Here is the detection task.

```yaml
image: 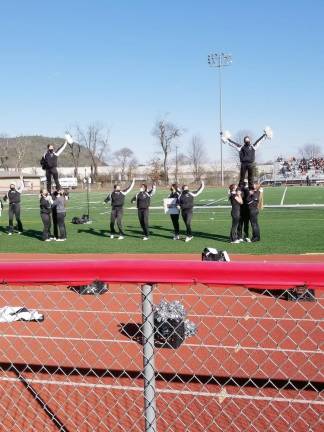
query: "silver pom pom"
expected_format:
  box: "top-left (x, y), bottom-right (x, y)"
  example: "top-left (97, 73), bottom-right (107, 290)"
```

top-left (154, 299), bottom-right (197, 340)
top-left (184, 319), bottom-right (197, 338)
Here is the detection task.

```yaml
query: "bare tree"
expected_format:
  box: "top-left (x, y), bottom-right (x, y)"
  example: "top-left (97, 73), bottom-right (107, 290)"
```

top-left (152, 118), bottom-right (183, 183)
top-left (113, 147), bottom-right (135, 180)
top-left (147, 157), bottom-right (164, 183)
top-left (0, 134), bottom-right (10, 171)
top-left (14, 136), bottom-right (26, 173)
top-left (76, 124), bottom-right (109, 181)
top-left (127, 157), bottom-right (138, 179)
top-left (68, 138), bottom-right (82, 178)
top-left (188, 135), bottom-right (207, 181)
top-left (299, 143), bottom-right (322, 159)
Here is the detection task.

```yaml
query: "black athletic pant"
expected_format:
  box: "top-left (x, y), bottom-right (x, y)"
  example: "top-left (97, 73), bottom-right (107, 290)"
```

top-left (170, 213), bottom-right (180, 236)
top-left (41, 213), bottom-right (51, 240)
top-left (57, 212), bottom-right (66, 239)
top-left (52, 208), bottom-right (58, 238)
top-left (237, 205), bottom-right (249, 239)
top-left (230, 209), bottom-right (241, 242)
top-left (239, 163), bottom-right (255, 190)
top-left (138, 208), bottom-right (149, 237)
top-left (249, 207), bottom-right (260, 241)
top-left (110, 207), bottom-right (124, 235)
top-left (181, 208), bottom-right (193, 237)
top-left (46, 168), bottom-right (60, 193)
top-left (9, 203), bottom-right (23, 233)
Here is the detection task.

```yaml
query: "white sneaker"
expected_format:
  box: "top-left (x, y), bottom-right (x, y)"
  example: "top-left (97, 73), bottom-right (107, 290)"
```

top-left (45, 238), bottom-right (51, 242)
top-left (143, 237), bottom-right (149, 241)
top-left (230, 240), bottom-right (240, 244)
top-left (56, 238), bottom-right (65, 242)
top-left (238, 238), bottom-right (244, 243)
top-left (245, 238), bottom-right (252, 243)
top-left (8, 232), bottom-right (13, 236)
top-left (185, 236), bottom-right (193, 242)
top-left (173, 235), bottom-right (180, 240)
top-left (118, 236), bottom-right (124, 240)
top-left (17, 231), bottom-right (22, 235)
top-left (110, 235), bottom-right (114, 239)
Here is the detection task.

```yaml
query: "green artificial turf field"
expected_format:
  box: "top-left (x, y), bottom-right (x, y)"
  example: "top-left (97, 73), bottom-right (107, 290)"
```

top-left (1, 186), bottom-right (324, 254)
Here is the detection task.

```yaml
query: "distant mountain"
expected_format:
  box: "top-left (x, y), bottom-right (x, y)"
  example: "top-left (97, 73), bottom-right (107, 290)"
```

top-left (0, 135), bottom-right (106, 168)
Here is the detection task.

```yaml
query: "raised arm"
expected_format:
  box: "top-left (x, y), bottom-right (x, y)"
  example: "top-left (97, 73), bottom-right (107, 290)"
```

top-left (253, 133), bottom-right (266, 150)
top-left (104, 193), bottom-right (111, 204)
top-left (225, 138), bottom-right (242, 152)
top-left (122, 179), bottom-right (135, 195)
top-left (148, 184), bottom-right (156, 197)
top-left (190, 180), bottom-right (205, 197)
top-left (55, 140), bottom-right (68, 157)
top-left (17, 177), bottom-right (24, 193)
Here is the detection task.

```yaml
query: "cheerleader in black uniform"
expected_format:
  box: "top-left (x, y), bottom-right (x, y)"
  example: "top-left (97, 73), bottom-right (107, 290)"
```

top-left (247, 184), bottom-right (264, 242)
top-left (228, 184), bottom-right (243, 244)
top-left (167, 183), bottom-right (181, 240)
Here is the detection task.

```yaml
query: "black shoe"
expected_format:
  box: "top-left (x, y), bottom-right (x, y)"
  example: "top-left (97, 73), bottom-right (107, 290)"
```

top-left (251, 238), bottom-right (260, 243)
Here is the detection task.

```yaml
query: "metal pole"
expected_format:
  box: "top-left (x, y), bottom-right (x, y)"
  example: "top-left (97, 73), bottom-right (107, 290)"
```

top-left (218, 59), bottom-right (224, 187)
top-left (175, 145), bottom-right (178, 184)
top-left (141, 283), bottom-right (157, 432)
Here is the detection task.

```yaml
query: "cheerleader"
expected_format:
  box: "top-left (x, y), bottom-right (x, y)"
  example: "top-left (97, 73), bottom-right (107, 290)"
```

top-left (228, 184), bottom-right (243, 244)
top-left (167, 183), bottom-right (181, 240)
top-left (247, 184), bottom-right (264, 242)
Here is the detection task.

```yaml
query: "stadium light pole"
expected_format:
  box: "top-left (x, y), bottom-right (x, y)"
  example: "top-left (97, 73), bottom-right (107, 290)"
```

top-left (208, 52), bottom-right (232, 187)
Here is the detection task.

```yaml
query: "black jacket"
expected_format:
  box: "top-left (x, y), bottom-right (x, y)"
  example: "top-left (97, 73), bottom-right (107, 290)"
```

top-left (131, 186), bottom-right (156, 209)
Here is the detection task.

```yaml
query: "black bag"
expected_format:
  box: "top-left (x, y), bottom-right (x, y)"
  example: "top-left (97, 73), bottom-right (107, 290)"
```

top-left (40, 156), bottom-right (48, 170)
top-left (69, 281), bottom-right (108, 295)
top-left (154, 318), bottom-right (185, 349)
top-left (202, 248), bottom-right (230, 262)
top-left (72, 216), bottom-right (82, 224)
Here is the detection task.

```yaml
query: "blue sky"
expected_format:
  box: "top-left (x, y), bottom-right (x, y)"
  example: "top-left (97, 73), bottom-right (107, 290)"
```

top-left (0, 0), bottom-right (323, 163)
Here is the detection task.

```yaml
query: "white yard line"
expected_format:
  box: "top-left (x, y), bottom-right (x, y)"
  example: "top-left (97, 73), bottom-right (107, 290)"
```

top-left (280, 187), bottom-right (288, 206)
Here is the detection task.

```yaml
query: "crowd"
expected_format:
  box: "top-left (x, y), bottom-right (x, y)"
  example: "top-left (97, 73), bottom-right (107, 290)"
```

top-left (277, 156), bottom-right (324, 176)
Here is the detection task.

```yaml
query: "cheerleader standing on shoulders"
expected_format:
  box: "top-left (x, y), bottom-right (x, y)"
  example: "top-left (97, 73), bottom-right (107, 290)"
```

top-left (247, 184), bottom-right (264, 242)
top-left (228, 184), bottom-right (243, 244)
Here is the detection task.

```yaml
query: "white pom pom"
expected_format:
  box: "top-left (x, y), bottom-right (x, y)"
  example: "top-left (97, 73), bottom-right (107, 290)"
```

top-left (64, 133), bottom-right (74, 144)
top-left (264, 126), bottom-right (273, 139)
top-left (223, 130), bottom-right (231, 140)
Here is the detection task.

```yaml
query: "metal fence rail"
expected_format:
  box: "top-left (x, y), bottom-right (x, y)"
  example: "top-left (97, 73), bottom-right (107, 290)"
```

top-left (0, 260), bottom-right (323, 431)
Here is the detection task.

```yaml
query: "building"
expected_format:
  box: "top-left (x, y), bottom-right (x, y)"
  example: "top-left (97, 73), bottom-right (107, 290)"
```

top-left (0, 172), bottom-right (41, 192)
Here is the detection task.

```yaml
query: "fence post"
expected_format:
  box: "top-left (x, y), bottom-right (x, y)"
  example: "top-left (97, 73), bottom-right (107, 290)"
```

top-left (141, 283), bottom-right (157, 432)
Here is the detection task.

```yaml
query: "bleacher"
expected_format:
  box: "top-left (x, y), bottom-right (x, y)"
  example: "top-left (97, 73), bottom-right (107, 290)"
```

top-left (261, 156), bottom-right (324, 185)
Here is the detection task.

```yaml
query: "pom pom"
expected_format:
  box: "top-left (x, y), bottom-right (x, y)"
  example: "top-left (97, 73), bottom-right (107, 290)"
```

top-left (64, 133), bottom-right (74, 144)
top-left (264, 126), bottom-right (273, 139)
top-left (223, 130), bottom-right (231, 140)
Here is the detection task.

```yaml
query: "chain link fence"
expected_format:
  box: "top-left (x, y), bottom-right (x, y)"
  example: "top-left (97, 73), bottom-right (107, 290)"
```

top-left (0, 261), bottom-right (323, 431)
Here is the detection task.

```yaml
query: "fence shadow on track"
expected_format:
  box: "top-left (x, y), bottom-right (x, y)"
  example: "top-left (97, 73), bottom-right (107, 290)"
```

top-left (2, 362), bottom-right (322, 393)
top-left (11, 364), bottom-right (70, 432)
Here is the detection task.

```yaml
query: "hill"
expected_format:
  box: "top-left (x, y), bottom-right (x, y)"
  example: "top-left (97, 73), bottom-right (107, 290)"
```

top-left (0, 135), bottom-right (105, 169)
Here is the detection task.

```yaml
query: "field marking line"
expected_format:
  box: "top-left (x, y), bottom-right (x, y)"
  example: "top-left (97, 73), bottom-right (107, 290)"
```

top-left (280, 187), bottom-right (288, 206)
top-left (0, 377), bottom-right (322, 405)
top-left (1, 334), bottom-right (322, 354)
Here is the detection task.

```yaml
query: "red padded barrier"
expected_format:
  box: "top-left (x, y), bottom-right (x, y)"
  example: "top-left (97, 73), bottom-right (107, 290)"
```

top-left (0, 259), bottom-right (323, 289)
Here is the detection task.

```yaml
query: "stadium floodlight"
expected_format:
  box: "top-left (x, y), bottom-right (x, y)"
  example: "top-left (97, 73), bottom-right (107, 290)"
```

top-left (208, 52), bottom-right (232, 187)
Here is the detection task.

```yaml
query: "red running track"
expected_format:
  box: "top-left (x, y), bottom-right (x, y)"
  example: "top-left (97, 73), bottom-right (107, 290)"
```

top-left (0, 254), bottom-right (323, 431)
